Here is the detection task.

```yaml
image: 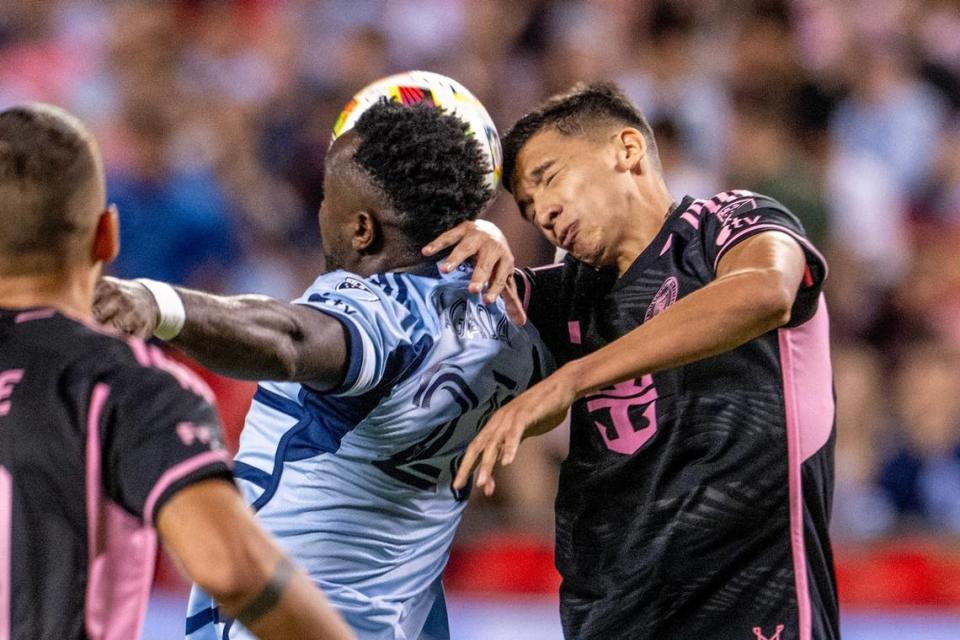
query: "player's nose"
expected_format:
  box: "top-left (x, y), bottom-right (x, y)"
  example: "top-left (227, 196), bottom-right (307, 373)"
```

top-left (535, 203), bottom-right (562, 230)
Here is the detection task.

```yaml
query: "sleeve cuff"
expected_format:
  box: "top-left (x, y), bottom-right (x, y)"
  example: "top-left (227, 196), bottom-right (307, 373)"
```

top-left (144, 450), bottom-right (233, 526)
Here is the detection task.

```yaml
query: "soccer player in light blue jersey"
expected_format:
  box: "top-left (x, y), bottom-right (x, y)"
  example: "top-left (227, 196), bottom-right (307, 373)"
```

top-left (93, 99), bottom-right (550, 640)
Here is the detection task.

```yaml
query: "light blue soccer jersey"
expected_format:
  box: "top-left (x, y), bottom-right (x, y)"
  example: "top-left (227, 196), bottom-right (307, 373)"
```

top-left (185, 263), bottom-right (551, 640)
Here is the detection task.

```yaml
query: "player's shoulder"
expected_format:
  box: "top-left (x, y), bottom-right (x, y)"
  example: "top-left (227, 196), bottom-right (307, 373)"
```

top-left (685, 189), bottom-right (791, 225)
top-left (14, 310), bottom-right (136, 370)
top-left (67, 322), bottom-right (214, 405)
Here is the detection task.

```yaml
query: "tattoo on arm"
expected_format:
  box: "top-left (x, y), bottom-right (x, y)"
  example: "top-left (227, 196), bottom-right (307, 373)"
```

top-left (236, 556), bottom-right (295, 627)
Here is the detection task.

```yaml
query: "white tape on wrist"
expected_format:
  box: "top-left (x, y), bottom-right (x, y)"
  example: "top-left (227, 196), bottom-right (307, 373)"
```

top-left (135, 278), bottom-right (186, 340)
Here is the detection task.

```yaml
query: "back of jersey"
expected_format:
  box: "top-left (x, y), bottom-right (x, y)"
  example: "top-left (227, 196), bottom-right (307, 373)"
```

top-left (0, 308), bottom-right (231, 640)
top-left (226, 265), bottom-right (550, 636)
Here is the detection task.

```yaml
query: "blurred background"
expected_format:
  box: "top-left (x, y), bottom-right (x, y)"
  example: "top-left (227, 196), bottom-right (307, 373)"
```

top-left (3, 0), bottom-right (960, 637)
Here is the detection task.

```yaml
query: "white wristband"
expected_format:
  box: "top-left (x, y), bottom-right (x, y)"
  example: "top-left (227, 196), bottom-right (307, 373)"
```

top-left (135, 278), bottom-right (186, 341)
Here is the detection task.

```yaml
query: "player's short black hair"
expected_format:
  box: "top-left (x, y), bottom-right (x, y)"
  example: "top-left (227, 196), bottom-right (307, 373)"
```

top-left (501, 82), bottom-right (659, 193)
top-left (0, 104), bottom-right (98, 257)
top-left (351, 99), bottom-right (492, 248)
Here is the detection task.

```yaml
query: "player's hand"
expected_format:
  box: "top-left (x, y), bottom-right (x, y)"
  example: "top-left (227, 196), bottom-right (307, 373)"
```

top-left (453, 368), bottom-right (575, 496)
top-left (93, 276), bottom-right (159, 338)
top-left (422, 220), bottom-right (527, 325)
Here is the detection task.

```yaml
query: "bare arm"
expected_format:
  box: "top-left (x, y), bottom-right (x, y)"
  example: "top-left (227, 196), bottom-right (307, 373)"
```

top-left (157, 479), bottom-right (355, 639)
top-left (564, 230), bottom-right (805, 395)
top-left (94, 278), bottom-right (349, 390)
top-left (453, 231), bottom-right (808, 492)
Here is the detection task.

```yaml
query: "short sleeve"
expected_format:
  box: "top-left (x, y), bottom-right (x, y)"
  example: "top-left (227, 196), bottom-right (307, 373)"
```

top-left (294, 272), bottom-right (421, 397)
top-left (102, 353), bottom-right (232, 526)
top-left (702, 193), bottom-right (829, 327)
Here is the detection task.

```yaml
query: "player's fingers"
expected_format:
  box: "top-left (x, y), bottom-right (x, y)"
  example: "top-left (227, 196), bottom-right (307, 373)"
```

top-left (469, 250), bottom-right (498, 296)
top-left (483, 476), bottom-right (496, 497)
top-left (441, 234), bottom-right (483, 274)
top-left (453, 439), bottom-right (483, 489)
top-left (500, 428), bottom-right (525, 466)
top-left (92, 295), bottom-right (122, 324)
top-left (482, 254), bottom-right (515, 304)
top-left (474, 439), bottom-right (502, 489)
top-left (422, 223), bottom-right (469, 256)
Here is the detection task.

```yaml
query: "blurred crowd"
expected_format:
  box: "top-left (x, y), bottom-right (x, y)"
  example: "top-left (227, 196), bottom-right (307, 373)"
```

top-left (3, 0), bottom-right (960, 542)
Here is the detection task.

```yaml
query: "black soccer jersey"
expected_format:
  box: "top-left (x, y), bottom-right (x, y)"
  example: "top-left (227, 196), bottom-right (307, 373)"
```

top-left (517, 191), bottom-right (839, 640)
top-left (0, 308), bottom-right (232, 640)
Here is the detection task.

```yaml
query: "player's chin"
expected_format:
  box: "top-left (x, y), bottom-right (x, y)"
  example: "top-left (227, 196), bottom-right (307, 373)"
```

top-left (569, 243), bottom-right (606, 269)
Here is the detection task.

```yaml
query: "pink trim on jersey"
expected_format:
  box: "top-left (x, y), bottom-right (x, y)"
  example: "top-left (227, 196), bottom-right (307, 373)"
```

top-left (83, 380), bottom-right (179, 639)
top-left (777, 300), bottom-right (834, 640)
top-left (567, 321), bottom-right (582, 345)
top-left (84, 382), bottom-right (109, 639)
top-left (515, 269), bottom-right (533, 312)
top-left (13, 308), bottom-right (56, 323)
top-left (86, 502), bottom-right (158, 640)
top-left (659, 234), bottom-right (673, 257)
top-left (712, 224), bottom-right (830, 279)
top-left (1, 466), bottom-right (11, 640)
top-left (127, 338), bottom-right (151, 367)
top-left (782, 300), bottom-right (834, 461)
top-left (143, 450), bottom-right (231, 527)
top-left (680, 212), bottom-right (700, 229)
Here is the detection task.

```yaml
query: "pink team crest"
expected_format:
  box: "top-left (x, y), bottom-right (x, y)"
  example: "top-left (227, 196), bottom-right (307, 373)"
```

top-left (645, 277), bottom-right (679, 322)
top-left (586, 375), bottom-right (658, 454)
top-left (753, 624), bottom-right (784, 640)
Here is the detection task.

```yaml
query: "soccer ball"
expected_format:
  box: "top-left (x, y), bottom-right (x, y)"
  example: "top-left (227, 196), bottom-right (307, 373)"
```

top-left (332, 70), bottom-right (502, 191)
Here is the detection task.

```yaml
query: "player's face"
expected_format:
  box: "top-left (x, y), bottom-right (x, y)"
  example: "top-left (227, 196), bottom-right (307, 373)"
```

top-left (512, 128), bottom-right (633, 269)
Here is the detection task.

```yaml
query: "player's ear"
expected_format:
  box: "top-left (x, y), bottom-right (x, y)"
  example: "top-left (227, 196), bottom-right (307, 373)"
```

top-left (614, 128), bottom-right (647, 175)
top-left (351, 210), bottom-right (380, 254)
top-left (92, 204), bottom-right (119, 264)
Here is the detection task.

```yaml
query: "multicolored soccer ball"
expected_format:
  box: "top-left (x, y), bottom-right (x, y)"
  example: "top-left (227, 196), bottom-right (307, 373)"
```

top-left (332, 70), bottom-right (502, 191)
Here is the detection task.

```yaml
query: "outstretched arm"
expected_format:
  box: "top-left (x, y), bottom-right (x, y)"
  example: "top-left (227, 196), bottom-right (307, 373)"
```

top-left (94, 278), bottom-right (349, 390)
top-left (158, 479), bottom-right (355, 639)
top-left (454, 231), bottom-right (808, 492)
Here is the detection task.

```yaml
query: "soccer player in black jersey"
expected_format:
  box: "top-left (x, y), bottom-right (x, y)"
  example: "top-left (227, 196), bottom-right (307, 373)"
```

top-left (444, 84), bottom-right (839, 639)
top-left (0, 104), bottom-right (352, 640)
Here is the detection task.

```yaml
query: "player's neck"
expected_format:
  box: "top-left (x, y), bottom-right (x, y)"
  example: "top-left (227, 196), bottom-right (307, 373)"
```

top-left (0, 269), bottom-right (94, 320)
top-left (615, 176), bottom-right (676, 276)
top-left (349, 232), bottom-right (429, 277)
top-left (352, 252), bottom-right (430, 277)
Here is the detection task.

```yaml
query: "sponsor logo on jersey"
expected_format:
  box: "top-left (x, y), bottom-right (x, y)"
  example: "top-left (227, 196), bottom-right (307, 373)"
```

top-left (336, 277), bottom-right (379, 302)
top-left (716, 214), bottom-right (763, 246)
top-left (716, 197), bottom-right (756, 223)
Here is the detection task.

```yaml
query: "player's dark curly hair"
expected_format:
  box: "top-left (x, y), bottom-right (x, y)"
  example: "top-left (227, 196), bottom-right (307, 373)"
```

top-left (352, 99), bottom-right (492, 248)
top-left (501, 82), bottom-right (659, 193)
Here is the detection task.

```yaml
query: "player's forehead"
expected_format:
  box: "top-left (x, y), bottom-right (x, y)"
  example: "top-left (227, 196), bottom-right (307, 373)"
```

top-left (514, 129), bottom-right (594, 192)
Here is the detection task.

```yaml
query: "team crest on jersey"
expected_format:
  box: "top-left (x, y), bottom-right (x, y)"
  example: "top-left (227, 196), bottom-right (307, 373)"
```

top-left (645, 277), bottom-right (679, 321)
top-left (335, 277), bottom-right (379, 302)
